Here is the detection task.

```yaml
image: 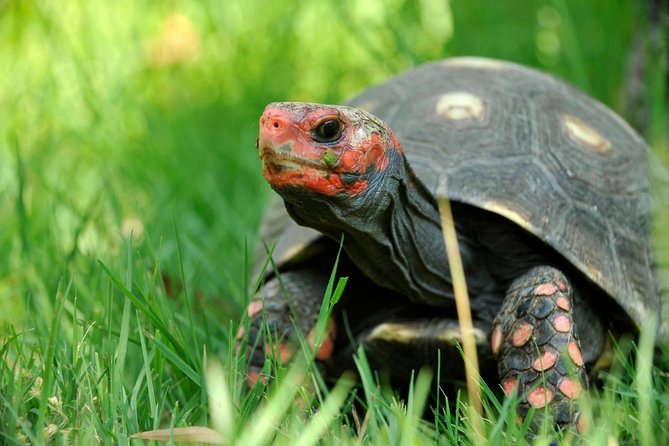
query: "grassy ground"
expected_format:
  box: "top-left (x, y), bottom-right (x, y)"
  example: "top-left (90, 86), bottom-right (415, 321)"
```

top-left (0, 0), bottom-right (667, 444)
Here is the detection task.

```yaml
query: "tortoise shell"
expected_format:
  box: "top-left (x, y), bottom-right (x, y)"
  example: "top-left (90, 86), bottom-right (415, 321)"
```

top-left (260, 57), bottom-right (660, 333)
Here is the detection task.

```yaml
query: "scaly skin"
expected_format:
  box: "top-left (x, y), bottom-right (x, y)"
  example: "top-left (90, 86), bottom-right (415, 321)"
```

top-left (241, 266), bottom-right (336, 386)
top-left (491, 266), bottom-right (588, 431)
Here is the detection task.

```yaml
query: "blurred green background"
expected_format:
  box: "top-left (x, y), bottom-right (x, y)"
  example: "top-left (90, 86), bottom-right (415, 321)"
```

top-left (0, 0), bottom-right (667, 440)
top-left (1, 0), bottom-right (664, 322)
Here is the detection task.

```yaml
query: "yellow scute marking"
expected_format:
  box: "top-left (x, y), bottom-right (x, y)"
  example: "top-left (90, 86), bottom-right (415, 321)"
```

top-left (366, 322), bottom-right (486, 345)
top-left (481, 201), bottom-right (533, 232)
top-left (563, 114), bottom-right (612, 154)
top-left (583, 263), bottom-right (604, 283)
top-left (436, 92), bottom-right (486, 121)
top-left (441, 57), bottom-right (508, 70)
top-left (278, 241), bottom-right (310, 264)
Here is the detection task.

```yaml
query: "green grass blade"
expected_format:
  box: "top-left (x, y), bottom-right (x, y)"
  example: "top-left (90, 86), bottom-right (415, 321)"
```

top-left (36, 279), bottom-right (68, 441)
top-left (293, 372), bottom-right (356, 446)
top-left (235, 361), bottom-right (307, 446)
top-left (145, 333), bottom-right (201, 386)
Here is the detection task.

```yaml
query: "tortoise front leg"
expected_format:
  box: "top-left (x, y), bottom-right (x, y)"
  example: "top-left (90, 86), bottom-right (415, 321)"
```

top-left (491, 266), bottom-right (588, 431)
top-left (239, 266), bottom-right (337, 386)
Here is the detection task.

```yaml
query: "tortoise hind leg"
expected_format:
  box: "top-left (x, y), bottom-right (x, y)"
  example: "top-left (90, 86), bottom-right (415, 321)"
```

top-left (491, 266), bottom-right (588, 431)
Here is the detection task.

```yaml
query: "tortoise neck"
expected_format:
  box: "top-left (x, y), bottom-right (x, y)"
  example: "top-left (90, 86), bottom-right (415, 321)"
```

top-left (283, 151), bottom-right (457, 305)
top-left (384, 161), bottom-right (455, 304)
top-left (336, 155), bottom-right (455, 305)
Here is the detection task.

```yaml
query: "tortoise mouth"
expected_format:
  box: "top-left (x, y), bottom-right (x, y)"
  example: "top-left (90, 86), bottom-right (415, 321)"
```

top-left (260, 145), bottom-right (330, 173)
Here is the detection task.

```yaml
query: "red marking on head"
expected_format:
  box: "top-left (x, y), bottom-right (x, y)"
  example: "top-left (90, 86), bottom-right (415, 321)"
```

top-left (553, 315), bottom-right (571, 333)
top-left (247, 301), bottom-right (263, 318)
top-left (558, 378), bottom-right (582, 399)
top-left (527, 386), bottom-right (553, 408)
top-left (236, 326), bottom-right (245, 341)
top-left (334, 132), bottom-right (389, 173)
top-left (359, 133), bottom-right (389, 172)
top-left (344, 179), bottom-right (369, 196)
top-left (535, 283), bottom-right (557, 296)
top-left (502, 377), bottom-right (518, 396)
top-left (390, 132), bottom-right (404, 154)
top-left (511, 322), bottom-right (534, 347)
top-left (328, 174), bottom-right (343, 189)
top-left (532, 350), bottom-right (558, 371)
top-left (555, 296), bottom-right (571, 311)
top-left (557, 281), bottom-right (568, 292)
top-left (258, 103), bottom-right (396, 198)
top-left (339, 150), bottom-right (363, 171)
top-left (567, 341), bottom-right (584, 366)
top-left (491, 325), bottom-right (503, 357)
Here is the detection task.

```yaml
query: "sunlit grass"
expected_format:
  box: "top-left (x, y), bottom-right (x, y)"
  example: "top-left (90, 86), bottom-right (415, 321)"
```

top-left (1, 0), bottom-right (667, 444)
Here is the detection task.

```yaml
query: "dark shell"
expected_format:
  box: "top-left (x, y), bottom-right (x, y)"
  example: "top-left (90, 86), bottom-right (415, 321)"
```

top-left (260, 57), bottom-right (660, 332)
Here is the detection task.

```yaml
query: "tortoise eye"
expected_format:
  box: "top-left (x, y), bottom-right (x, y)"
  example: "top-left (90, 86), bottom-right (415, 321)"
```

top-left (313, 119), bottom-right (343, 143)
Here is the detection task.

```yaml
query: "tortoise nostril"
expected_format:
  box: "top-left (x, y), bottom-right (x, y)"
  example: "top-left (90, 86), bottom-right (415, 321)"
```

top-left (260, 108), bottom-right (290, 134)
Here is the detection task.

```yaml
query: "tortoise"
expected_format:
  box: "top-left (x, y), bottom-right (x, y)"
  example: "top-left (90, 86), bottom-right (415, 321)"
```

top-left (242, 57), bottom-right (662, 429)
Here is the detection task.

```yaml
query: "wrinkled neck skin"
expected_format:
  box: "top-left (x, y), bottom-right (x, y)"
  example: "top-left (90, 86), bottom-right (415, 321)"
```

top-left (281, 148), bottom-right (455, 307)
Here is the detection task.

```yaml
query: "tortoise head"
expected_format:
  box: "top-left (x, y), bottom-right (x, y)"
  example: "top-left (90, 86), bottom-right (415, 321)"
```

top-left (258, 102), bottom-right (404, 204)
top-left (257, 102), bottom-right (435, 296)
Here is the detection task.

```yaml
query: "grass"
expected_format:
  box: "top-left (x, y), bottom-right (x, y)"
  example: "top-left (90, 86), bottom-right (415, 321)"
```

top-left (0, 0), bottom-right (668, 444)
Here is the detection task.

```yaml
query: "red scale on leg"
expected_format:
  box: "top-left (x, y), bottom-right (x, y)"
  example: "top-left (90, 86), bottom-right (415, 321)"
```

top-left (552, 314), bottom-right (571, 333)
top-left (315, 336), bottom-right (334, 360)
top-left (491, 325), bottom-right (503, 356)
top-left (558, 378), bottom-right (582, 399)
top-left (535, 283), bottom-right (558, 296)
top-left (247, 300), bottom-right (263, 318)
top-left (577, 413), bottom-right (587, 433)
top-left (503, 377), bottom-right (518, 396)
top-left (555, 295), bottom-right (571, 311)
top-left (494, 267), bottom-right (586, 431)
top-left (527, 386), bottom-right (553, 408)
top-left (265, 343), bottom-right (295, 364)
top-left (237, 300), bottom-right (262, 351)
top-left (308, 319), bottom-right (337, 360)
top-left (567, 341), bottom-right (584, 366)
top-left (532, 350), bottom-right (558, 371)
top-left (511, 322), bottom-right (534, 347)
top-left (246, 370), bottom-right (267, 387)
